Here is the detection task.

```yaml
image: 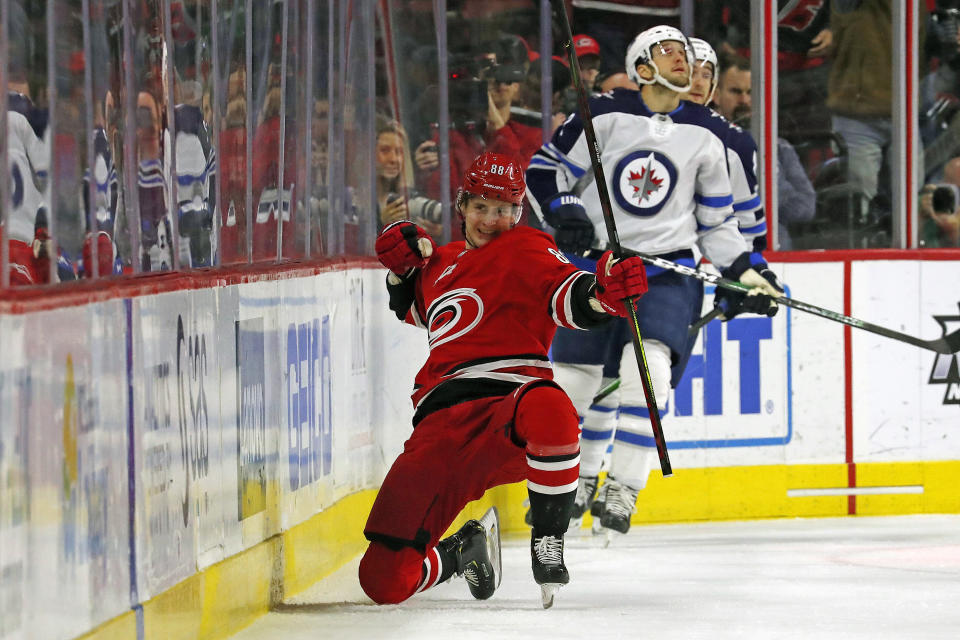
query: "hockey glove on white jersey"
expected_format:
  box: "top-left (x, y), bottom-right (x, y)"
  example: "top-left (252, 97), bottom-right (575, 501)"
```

top-left (714, 251), bottom-right (784, 320)
top-left (543, 192), bottom-right (595, 255)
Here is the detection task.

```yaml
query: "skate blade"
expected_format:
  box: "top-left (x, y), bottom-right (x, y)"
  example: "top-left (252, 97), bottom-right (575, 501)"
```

top-left (540, 583), bottom-right (562, 609)
top-left (479, 506), bottom-right (502, 589)
top-left (591, 518), bottom-right (604, 536)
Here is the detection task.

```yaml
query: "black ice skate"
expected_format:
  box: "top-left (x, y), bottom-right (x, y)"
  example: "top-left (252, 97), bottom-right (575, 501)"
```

top-left (531, 533), bottom-right (569, 609)
top-left (440, 506), bottom-right (502, 600)
top-left (570, 475), bottom-right (599, 528)
top-left (598, 478), bottom-right (638, 535)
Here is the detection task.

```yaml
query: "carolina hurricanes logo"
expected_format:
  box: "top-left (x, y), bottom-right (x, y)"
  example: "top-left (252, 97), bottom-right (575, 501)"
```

top-left (426, 288), bottom-right (484, 349)
top-left (613, 150), bottom-right (678, 217)
top-left (778, 0), bottom-right (826, 32)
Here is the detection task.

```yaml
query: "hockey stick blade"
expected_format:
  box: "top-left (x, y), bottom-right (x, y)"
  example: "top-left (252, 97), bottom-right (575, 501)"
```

top-left (616, 247), bottom-right (960, 355)
top-left (778, 297), bottom-right (960, 355)
top-left (591, 378), bottom-right (621, 405)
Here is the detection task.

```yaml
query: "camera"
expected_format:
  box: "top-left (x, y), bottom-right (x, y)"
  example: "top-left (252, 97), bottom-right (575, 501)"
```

top-left (492, 63), bottom-right (525, 84)
top-left (932, 184), bottom-right (958, 214)
top-left (408, 196), bottom-right (443, 225)
top-left (448, 74), bottom-right (488, 130)
top-left (384, 192), bottom-right (443, 225)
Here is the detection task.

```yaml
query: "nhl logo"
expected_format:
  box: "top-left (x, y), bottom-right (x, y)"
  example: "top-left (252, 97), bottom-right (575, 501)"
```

top-left (928, 303), bottom-right (960, 406)
top-left (613, 150), bottom-right (678, 217)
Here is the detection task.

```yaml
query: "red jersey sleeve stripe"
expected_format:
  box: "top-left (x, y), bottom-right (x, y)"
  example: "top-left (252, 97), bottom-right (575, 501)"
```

top-left (550, 271), bottom-right (591, 330)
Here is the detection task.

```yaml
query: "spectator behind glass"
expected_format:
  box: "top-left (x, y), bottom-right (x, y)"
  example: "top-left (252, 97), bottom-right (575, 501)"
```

top-left (219, 66), bottom-right (249, 264)
top-left (376, 115), bottom-right (443, 241)
top-left (714, 53), bottom-right (815, 250)
top-left (136, 87), bottom-right (174, 272)
top-left (696, 0), bottom-right (833, 137)
top-left (173, 79), bottom-right (216, 268)
top-left (522, 50), bottom-right (573, 135)
top-left (4, 75), bottom-right (60, 286)
top-left (571, 0), bottom-right (681, 76)
top-left (919, 181), bottom-right (960, 247)
top-left (715, 52), bottom-right (753, 127)
top-left (486, 35), bottom-right (544, 169)
top-left (414, 34), bottom-right (543, 235)
top-left (556, 34), bottom-right (603, 116)
top-left (597, 70), bottom-right (640, 93)
top-left (827, 1), bottom-right (927, 232)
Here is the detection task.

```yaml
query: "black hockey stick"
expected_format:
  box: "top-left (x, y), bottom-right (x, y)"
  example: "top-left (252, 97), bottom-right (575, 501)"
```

top-left (688, 307), bottom-right (725, 336)
top-left (553, 0), bottom-right (672, 476)
top-left (614, 246), bottom-right (960, 355)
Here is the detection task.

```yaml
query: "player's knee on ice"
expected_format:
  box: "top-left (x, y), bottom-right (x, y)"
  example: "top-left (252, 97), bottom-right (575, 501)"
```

top-left (358, 542), bottom-right (423, 605)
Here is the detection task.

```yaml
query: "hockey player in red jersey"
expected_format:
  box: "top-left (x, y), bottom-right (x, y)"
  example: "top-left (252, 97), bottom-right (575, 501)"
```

top-left (359, 152), bottom-right (649, 608)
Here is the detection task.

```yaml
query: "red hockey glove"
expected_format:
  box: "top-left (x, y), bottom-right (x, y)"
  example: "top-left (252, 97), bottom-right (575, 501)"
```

top-left (593, 250), bottom-right (648, 317)
top-left (81, 231), bottom-right (117, 278)
top-left (375, 221), bottom-right (436, 275)
top-left (32, 208), bottom-right (51, 260)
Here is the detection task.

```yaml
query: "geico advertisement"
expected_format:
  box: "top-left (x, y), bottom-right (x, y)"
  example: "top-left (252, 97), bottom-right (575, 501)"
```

top-left (668, 285), bottom-right (791, 449)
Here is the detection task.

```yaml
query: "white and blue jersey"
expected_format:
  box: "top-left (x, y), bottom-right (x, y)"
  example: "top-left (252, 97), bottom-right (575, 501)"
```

top-left (526, 88), bottom-right (749, 271)
top-left (708, 114), bottom-right (766, 251)
top-left (6, 92), bottom-right (49, 244)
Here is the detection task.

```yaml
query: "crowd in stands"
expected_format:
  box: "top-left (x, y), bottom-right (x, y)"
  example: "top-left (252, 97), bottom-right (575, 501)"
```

top-left (4, 0), bottom-right (960, 289)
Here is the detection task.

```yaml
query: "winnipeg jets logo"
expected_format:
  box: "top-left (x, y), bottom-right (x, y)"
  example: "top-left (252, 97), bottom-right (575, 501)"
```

top-left (627, 157), bottom-right (664, 202)
top-left (928, 303), bottom-right (960, 405)
top-left (426, 288), bottom-right (484, 350)
top-left (613, 150), bottom-right (678, 217)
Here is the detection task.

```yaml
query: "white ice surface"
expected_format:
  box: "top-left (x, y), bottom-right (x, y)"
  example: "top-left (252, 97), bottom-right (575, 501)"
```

top-left (230, 515), bottom-right (960, 640)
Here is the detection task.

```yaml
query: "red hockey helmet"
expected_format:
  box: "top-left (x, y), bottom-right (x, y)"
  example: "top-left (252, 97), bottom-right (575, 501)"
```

top-left (457, 152), bottom-right (526, 221)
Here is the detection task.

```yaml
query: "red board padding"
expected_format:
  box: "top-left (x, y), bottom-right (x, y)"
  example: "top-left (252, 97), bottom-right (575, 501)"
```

top-left (0, 255), bottom-right (382, 315)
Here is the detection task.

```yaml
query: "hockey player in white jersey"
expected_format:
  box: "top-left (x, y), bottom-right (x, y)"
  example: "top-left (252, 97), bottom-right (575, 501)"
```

top-left (681, 37), bottom-right (767, 252)
top-left (526, 25), bottom-right (784, 534)
top-left (6, 90), bottom-right (49, 246)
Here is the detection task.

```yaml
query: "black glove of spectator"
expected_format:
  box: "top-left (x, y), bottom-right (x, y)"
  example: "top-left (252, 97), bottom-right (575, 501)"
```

top-left (543, 191), bottom-right (595, 255)
top-left (714, 251), bottom-right (784, 320)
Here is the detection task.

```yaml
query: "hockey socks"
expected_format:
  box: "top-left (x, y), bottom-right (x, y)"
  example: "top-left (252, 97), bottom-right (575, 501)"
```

top-left (526, 450), bottom-right (579, 536)
top-left (416, 546), bottom-right (449, 593)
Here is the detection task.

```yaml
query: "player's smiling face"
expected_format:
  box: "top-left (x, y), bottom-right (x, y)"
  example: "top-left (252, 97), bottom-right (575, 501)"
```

top-left (462, 196), bottom-right (517, 248)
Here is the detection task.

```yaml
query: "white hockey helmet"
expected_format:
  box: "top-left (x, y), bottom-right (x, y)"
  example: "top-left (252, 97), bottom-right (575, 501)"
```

top-left (625, 25), bottom-right (694, 93)
top-left (688, 37), bottom-right (719, 100)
